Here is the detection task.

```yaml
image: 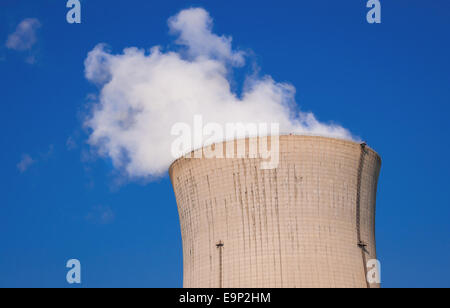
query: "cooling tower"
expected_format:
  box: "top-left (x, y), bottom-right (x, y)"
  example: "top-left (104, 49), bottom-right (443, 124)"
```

top-left (169, 135), bottom-right (381, 288)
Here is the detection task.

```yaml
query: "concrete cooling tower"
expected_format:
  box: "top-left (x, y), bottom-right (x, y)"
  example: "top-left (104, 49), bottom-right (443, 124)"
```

top-left (169, 135), bottom-right (381, 288)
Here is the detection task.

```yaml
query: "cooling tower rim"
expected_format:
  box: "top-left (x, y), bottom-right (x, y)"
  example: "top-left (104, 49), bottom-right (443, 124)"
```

top-left (168, 134), bottom-right (381, 172)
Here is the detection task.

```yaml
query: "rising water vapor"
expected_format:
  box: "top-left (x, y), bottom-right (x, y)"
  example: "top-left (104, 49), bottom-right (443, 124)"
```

top-left (84, 8), bottom-right (355, 179)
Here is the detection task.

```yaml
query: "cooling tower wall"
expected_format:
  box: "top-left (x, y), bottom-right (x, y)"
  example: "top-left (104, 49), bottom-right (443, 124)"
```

top-left (169, 135), bottom-right (381, 288)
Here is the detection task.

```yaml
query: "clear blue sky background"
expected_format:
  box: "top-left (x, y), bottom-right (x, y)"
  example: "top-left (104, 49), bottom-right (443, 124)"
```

top-left (0, 0), bottom-right (449, 288)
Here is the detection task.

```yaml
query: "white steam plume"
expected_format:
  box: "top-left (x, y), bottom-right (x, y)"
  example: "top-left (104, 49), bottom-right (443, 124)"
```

top-left (84, 7), bottom-right (355, 179)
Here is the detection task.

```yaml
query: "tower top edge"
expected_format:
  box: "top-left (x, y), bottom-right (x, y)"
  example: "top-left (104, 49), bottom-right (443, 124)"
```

top-left (168, 134), bottom-right (381, 173)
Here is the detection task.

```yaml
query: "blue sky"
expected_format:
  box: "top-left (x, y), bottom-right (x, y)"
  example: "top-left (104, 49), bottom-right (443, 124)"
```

top-left (0, 0), bottom-right (449, 288)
